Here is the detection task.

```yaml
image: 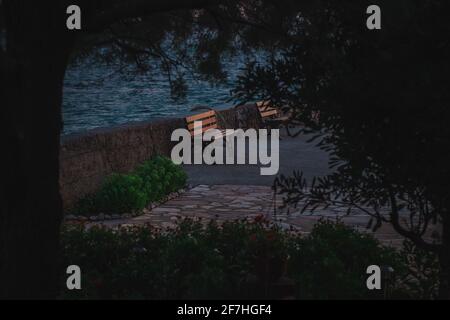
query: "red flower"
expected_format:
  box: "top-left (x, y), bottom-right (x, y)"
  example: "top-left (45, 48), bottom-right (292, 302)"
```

top-left (266, 231), bottom-right (276, 241)
top-left (254, 214), bottom-right (264, 223)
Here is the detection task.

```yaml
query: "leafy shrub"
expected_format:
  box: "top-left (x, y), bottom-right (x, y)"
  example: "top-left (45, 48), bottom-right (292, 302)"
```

top-left (59, 218), bottom-right (424, 300)
top-left (135, 156), bottom-right (187, 202)
top-left (286, 219), bottom-right (407, 299)
top-left (69, 156), bottom-right (187, 216)
top-left (94, 174), bottom-right (149, 215)
top-left (399, 240), bottom-right (440, 299)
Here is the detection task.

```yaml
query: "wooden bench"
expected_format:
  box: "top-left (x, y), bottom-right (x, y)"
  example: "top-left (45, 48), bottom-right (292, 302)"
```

top-left (257, 101), bottom-right (280, 120)
top-left (257, 101), bottom-right (291, 130)
top-left (185, 110), bottom-right (234, 164)
top-left (185, 110), bottom-right (233, 138)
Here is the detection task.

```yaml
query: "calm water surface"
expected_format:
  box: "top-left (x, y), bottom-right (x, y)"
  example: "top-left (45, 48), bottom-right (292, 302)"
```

top-left (62, 59), bottom-right (246, 135)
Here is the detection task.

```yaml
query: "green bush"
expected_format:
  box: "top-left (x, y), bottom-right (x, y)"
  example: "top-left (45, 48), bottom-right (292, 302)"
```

top-left (69, 156), bottom-right (187, 216)
top-left (286, 219), bottom-right (407, 299)
top-left (399, 240), bottom-right (440, 299)
top-left (95, 174), bottom-right (149, 215)
top-left (135, 156), bottom-right (187, 202)
top-left (59, 218), bottom-right (426, 299)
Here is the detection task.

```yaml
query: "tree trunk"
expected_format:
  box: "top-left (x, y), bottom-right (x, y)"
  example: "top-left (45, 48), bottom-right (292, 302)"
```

top-left (0, 1), bottom-right (72, 299)
top-left (439, 214), bottom-right (450, 299)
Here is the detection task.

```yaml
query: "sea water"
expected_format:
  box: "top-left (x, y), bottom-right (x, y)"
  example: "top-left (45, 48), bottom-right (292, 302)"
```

top-left (62, 57), bottom-right (247, 135)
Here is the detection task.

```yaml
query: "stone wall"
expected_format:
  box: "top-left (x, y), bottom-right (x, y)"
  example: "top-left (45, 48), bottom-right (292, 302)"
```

top-left (60, 104), bottom-right (262, 209)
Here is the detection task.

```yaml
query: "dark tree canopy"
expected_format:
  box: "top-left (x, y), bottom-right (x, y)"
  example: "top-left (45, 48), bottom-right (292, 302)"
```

top-left (1, 0), bottom-right (450, 298)
top-left (66, 0), bottom-right (316, 98)
top-left (231, 0), bottom-right (450, 297)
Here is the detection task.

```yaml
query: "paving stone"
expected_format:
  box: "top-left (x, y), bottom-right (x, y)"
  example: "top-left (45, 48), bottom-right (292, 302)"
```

top-left (73, 184), bottom-right (409, 247)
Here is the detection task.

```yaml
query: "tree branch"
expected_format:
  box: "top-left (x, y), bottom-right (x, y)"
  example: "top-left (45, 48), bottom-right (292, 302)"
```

top-left (388, 186), bottom-right (441, 253)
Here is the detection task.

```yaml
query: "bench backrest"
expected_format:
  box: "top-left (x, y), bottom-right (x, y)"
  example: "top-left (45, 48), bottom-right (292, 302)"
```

top-left (257, 101), bottom-right (279, 120)
top-left (185, 110), bottom-right (218, 136)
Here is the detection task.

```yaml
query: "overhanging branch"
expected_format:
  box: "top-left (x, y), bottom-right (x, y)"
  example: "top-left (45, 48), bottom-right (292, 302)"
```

top-left (388, 186), bottom-right (441, 253)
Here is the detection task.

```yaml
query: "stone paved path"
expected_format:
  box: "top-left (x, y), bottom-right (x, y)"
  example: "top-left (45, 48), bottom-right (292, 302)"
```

top-left (95, 184), bottom-right (409, 247)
